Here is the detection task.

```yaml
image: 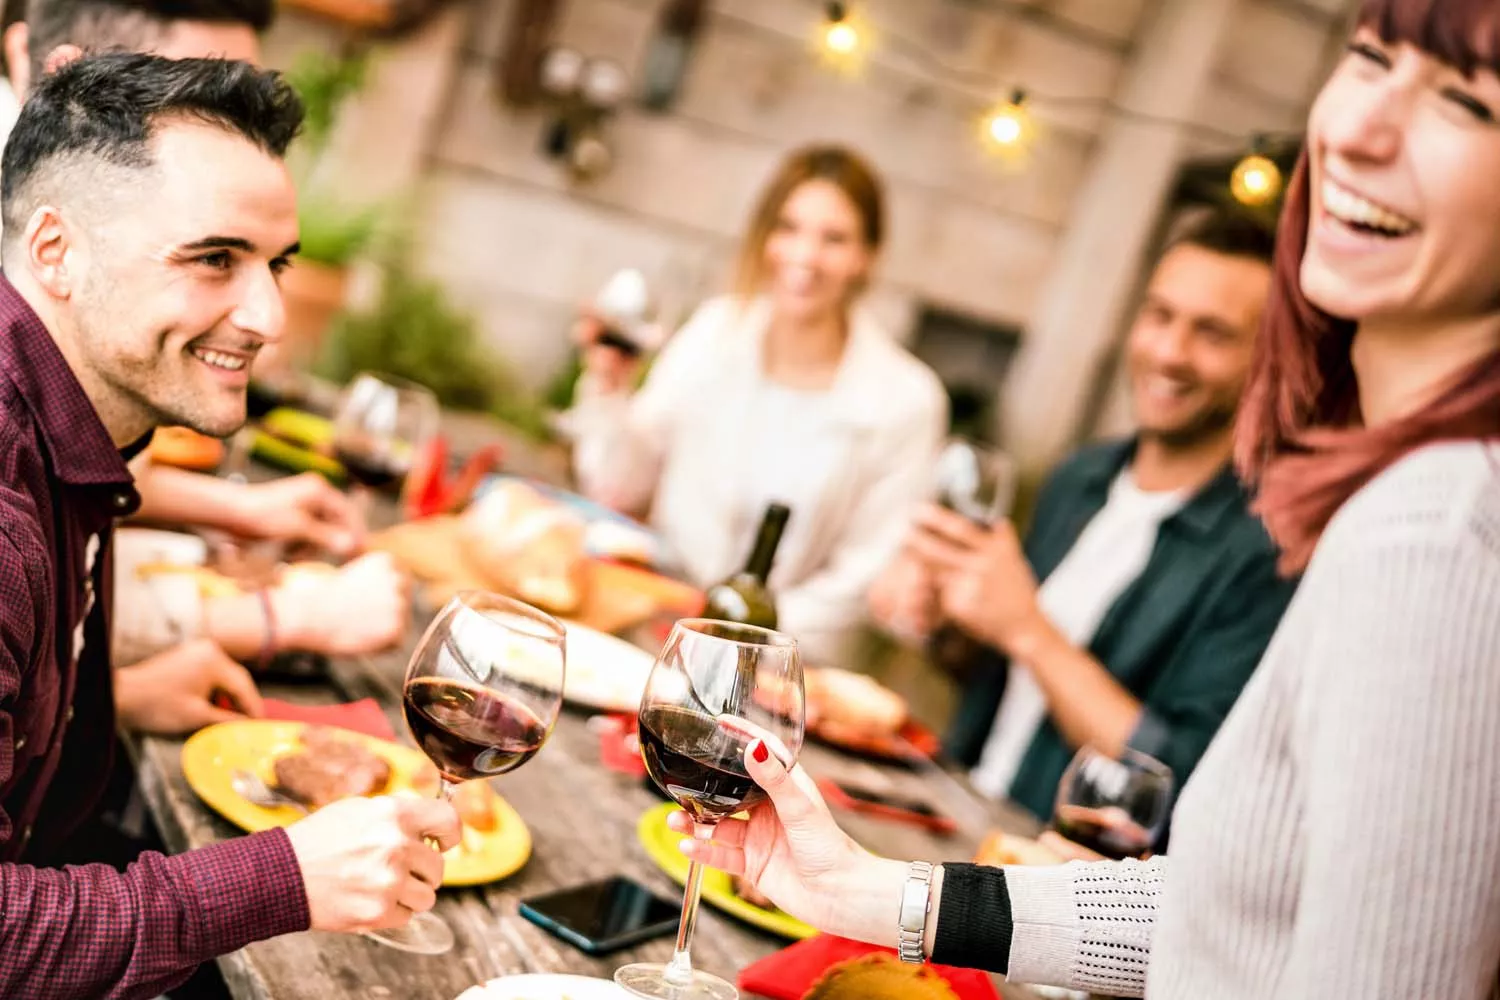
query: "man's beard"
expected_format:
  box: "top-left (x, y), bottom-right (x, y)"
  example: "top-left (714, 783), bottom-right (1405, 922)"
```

top-left (1142, 398), bottom-right (1239, 452)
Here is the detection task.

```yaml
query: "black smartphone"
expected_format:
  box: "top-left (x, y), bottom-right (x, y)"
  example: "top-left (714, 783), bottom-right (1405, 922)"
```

top-left (519, 876), bottom-right (680, 955)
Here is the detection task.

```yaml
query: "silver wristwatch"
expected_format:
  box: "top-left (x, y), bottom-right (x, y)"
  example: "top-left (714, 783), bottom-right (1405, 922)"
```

top-left (897, 860), bottom-right (935, 963)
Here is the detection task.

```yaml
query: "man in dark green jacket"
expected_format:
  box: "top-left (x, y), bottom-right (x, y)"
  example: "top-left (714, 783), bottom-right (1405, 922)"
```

top-left (875, 210), bottom-right (1296, 826)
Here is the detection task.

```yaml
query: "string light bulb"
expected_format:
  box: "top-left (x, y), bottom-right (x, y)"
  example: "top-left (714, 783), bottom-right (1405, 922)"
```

top-left (1231, 137), bottom-right (1283, 206)
top-left (818, 2), bottom-right (865, 69)
top-left (981, 89), bottom-right (1034, 154)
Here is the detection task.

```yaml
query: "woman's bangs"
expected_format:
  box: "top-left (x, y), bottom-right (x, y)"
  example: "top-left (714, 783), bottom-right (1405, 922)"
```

top-left (1360, 0), bottom-right (1500, 77)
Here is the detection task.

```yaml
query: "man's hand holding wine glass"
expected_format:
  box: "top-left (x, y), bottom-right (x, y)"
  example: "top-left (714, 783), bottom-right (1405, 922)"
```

top-left (867, 549), bottom-right (942, 642)
top-left (907, 503), bottom-right (1051, 658)
top-left (284, 794), bottom-right (461, 933)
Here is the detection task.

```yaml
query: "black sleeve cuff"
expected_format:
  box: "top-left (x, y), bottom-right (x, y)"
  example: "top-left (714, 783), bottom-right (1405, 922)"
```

top-left (931, 862), bottom-right (1013, 974)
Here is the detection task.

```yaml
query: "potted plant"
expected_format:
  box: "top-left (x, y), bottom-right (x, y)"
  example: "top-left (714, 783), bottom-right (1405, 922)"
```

top-left (318, 249), bottom-right (551, 443)
top-left (270, 48), bottom-right (383, 374)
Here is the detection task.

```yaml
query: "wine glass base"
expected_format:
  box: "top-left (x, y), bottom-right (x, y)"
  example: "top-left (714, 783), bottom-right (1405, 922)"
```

top-left (361, 912), bottom-right (455, 955)
top-left (614, 963), bottom-right (738, 1000)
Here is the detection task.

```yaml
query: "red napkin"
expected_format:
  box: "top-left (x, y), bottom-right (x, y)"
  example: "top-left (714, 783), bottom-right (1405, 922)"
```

top-left (260, 698), bottom-right (397, 742)
top-left (737, 935), bottom-right (999, 1000)
top-left (597, 713), bottom-right (647, 777)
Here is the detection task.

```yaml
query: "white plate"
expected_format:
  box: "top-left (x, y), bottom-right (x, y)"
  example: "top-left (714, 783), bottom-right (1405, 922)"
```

top-left (457, 974), bottom-right (631, 1000)
top-left (559, 622), bottom-right (655, 713)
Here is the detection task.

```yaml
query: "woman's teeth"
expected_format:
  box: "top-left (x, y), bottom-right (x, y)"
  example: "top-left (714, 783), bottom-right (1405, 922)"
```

top-left (192, 347), bottom-right (247, 371)
top-left (1321, 179), bottom-right (1417, 236)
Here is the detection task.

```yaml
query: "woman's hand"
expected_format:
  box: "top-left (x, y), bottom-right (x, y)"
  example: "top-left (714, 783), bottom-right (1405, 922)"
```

top-left (667, 738), bottom-right (911, 946)
top-left (577, 315), bottom-right (641, 396)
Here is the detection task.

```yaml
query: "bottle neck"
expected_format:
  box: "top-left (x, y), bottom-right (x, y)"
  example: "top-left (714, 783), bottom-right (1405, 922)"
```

top-left (742, 505), bottom-right (790, 583)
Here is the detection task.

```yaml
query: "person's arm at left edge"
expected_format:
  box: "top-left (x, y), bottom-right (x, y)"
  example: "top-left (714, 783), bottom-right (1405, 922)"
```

top-left (129, 454), bottom-right (364, 556)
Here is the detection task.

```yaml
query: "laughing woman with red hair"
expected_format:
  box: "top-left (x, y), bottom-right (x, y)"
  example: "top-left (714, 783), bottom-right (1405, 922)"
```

top-left (662, 1), bottom-right (1500, 995)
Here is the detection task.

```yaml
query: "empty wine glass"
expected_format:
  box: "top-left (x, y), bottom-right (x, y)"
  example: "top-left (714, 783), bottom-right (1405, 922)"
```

top-left (924, 438), bottom-right (1019, 672)
top-left (330, 372), bottom-right (439, 517)
top-left (365, 591), bottom-right (567, 954)
top-left (1051, 747), bottom-right (1173, 861)
top-left (616, 620), bottom-right (804, 1000)
top-left (934, 437), bottom-right (1017, 525)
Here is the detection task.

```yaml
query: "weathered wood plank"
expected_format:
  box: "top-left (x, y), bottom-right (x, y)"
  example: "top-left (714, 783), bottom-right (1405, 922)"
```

top-left (135, 564), bottom-right (1039, 998)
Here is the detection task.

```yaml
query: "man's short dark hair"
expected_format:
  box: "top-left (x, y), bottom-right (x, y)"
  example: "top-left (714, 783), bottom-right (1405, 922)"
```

top-left (26, 0), bottom-right (274, 80)
top-left (1, 52), bottom-right (302, 243)
top-left (1165, 207), bottom-right (1276, 268)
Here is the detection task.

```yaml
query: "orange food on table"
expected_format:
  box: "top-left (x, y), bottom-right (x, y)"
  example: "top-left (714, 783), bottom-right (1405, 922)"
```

top-left (452, 780), bottom-right (498, 832)
top-left (148, 426), bottom-right (224, 470)
top-left (369, 508), bottom-right (699, 634)
top-left (973, 830), bottom-right (1064, 867)
top-left (804, 953), bottom-right (960, 1000)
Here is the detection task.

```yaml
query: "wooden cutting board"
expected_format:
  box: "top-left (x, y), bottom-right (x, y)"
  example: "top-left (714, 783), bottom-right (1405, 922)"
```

top-left (369, 516), bottom-right (701, 635)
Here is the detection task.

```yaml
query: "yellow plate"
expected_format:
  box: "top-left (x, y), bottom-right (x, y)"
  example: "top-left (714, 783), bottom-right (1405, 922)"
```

top-left (181, 719), bottom-right (531, 887)
top-left (636, 802), bottom-right (815, 940)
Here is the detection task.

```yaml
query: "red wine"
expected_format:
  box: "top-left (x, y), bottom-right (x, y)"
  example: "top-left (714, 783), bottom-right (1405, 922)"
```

top-left (335, 447), bottom-right (408, 490)
top-left (404, 678), bottom-right (550, 781)
top-left (638, 705), bottom-right (764, 823)
top-left (1051, 805), bottom-right (1154, 860)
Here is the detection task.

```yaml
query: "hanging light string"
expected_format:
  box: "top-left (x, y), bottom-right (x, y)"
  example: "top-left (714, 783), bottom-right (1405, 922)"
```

top-left (813, 2), bottom-right (1293, 201)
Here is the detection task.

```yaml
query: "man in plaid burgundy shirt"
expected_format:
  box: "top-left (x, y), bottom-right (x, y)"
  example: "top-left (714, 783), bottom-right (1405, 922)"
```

top-left (0, 54), bottom-right (460, 999)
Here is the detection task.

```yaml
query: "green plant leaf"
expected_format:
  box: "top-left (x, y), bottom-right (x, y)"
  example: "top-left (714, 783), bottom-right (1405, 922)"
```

top-left (317, 259), bottom-right (552, 441)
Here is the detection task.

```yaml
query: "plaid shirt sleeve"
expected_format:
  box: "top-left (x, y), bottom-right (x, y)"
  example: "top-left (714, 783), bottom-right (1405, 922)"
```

top-left (0, 830), bottom-right (310, 1000)
top-left (0, 530), bottom-right (310, 999)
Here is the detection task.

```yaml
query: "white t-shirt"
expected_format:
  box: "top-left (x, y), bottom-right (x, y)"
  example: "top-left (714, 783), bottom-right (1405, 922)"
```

top-left (970, 468), bottom-right (1186, 801)
top-left (729, 378), bottom-right (840, 581)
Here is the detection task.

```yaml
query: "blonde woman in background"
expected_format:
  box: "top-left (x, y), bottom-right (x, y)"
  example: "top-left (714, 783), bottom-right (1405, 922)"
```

top-left (566, 146), bottom-right (946, 661)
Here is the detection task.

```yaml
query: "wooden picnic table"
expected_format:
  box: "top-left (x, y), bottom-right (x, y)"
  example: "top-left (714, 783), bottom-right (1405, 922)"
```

top-left (135, 637), bottom-right (1043, 1000)
top-left (131, 423), bottom-right (1044, 999)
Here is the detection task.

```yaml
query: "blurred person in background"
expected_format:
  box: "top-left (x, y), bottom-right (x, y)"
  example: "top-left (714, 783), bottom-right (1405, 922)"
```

top-left (564, 145), bottom-right (947, 662)
top-left (672, 1), bottom-right (1500, 995)
top-left (869, 210), bottom-right (1296, 825)
top-left (2, 0), bottom-right (410, 693)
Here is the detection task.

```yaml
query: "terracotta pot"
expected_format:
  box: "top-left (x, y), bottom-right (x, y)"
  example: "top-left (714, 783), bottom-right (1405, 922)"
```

top-left (280, 0), bottom-right (393, 29)
top-left (269, 259), bottom-right (349, 374)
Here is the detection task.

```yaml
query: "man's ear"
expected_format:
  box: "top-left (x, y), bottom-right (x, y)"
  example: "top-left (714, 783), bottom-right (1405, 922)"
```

top-left (41, 42), bottom-right (83, 77)
top-left (3, 22), bottom-right (28, 98)
top-left (21, 205), bottom-right (78, 301)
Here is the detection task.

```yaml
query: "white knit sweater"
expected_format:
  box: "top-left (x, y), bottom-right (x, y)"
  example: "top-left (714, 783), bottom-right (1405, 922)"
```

top-left (1003, 441), bottom-right (1500, 998)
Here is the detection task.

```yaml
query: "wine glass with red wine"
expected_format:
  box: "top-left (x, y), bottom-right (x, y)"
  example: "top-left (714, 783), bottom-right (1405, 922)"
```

top-left (330, 372), bottom-right (439, 514)
top-left (1050, 746), bottom-right (1173, 861)
top-left (365, 591), bottom-right (567, 955)
top-left (615, 619), bottom-right (803, 1000)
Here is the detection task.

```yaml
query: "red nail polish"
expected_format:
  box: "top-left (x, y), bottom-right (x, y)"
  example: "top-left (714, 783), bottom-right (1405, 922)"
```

top-left (752, 740), bottom-right (769, 764)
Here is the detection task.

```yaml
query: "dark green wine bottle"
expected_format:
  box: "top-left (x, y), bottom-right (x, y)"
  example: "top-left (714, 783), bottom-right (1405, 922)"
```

top-left (702, 503), bottom-right (791, 630)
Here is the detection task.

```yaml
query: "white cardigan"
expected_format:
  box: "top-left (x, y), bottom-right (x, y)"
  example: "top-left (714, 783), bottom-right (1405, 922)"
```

top-left (566, 296), bottom-right (947, 661)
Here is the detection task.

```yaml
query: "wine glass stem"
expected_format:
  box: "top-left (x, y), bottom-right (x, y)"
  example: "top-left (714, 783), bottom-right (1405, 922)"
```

top-left (664, 821), bottom-right (716, 986)
top-left (427, 778), bottom-right (457, 851)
